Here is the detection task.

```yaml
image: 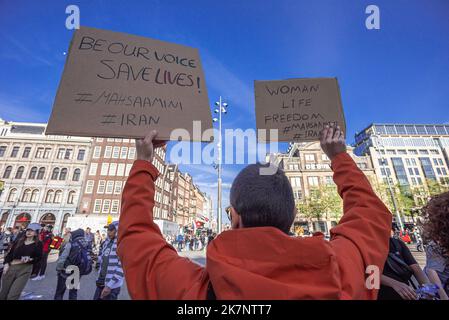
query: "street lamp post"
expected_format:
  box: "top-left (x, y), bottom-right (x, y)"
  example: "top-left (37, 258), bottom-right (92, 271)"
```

top-left (213, 96), bottom-right (229, 234)
top-left (372, 135), bottom-right (404, 231)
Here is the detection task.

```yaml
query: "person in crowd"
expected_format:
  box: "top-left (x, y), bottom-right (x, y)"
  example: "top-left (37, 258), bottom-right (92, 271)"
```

top-left (94, 230), bottom-right (101, 250)
top-left (0, 223), bottom-right (42, 300)
top-left (10, 226), bottom-right (21, 243)
top-left (378, 226), bottom-right (430, 300)
top-left (117, 125), bottom-right (392, 299)
top-left (54, 228), bottom-right (91, 300)
top-left (94, 221), bottom-right (123, 300)
top-left (421, 191), bottom-right (449, 300)
top-left (31, 224), bottom-right (53, 280)
top-left (85, 227), bottom-right (94, 251)
top-left (176, 234), bottom-right (184, 252)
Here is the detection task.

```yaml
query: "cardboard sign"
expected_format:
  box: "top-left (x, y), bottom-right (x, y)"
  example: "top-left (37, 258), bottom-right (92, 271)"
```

top-left (46, 26), bottom-right (212, 141)
top-left (255, 78), bottom-right (346, 142)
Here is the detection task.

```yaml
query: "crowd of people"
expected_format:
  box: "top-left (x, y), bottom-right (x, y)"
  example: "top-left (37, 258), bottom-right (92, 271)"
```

top-left (0, 222), bottom-right (123, 300)
top-left (164, 232), bottom-right (216, 252)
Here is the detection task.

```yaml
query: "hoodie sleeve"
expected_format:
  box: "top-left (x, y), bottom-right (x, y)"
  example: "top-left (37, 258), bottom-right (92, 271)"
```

top-left (117, 160), bottom-right (208, 300)
top-left (329, 152), bottom-right (392, 300)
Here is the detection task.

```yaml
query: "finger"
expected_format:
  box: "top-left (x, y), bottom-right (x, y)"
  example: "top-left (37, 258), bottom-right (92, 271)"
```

top-left (325, 125), bottom-right (334, 142)
top-left (320, 125), bottom-right (328, 141)
top-left (404, 288), bottom-right (417, 300)
top-left (145, 130), bottom-right (158, 143)
top-left (333, 126), bottom-right (341, 140)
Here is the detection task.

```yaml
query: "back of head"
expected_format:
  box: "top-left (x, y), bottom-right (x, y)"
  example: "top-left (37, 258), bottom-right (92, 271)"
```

top-left (421, 191), bottom-right (449, 252)
top-left (230, 163), bottom-right (295, 234)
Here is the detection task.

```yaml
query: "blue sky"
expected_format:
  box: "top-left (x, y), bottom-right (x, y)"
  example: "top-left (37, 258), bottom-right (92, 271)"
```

top-left (1, 0), bottom-right (449, 223)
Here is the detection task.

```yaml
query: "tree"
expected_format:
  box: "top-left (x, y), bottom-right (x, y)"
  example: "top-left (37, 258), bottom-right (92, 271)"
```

top-left (296, 184), bottom-right (342, 222)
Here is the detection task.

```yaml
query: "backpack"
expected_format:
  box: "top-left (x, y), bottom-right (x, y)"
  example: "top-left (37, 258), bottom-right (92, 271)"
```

top-left (65, 239), bottom-right (92, 276)
top-left (386, 239), bottom-right (413, 283)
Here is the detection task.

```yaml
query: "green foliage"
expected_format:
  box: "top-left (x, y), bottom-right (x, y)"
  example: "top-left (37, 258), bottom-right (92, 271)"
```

top-left (296, 184), bottom-right (342, 221)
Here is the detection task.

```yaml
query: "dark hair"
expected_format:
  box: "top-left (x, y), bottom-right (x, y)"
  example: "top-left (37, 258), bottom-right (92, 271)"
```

top-left (230, 163), bottom-right (295, 234)
top-left (421, 191), bottom-right (449, 252)
top-left (14, 229), bottom-right (39, 251)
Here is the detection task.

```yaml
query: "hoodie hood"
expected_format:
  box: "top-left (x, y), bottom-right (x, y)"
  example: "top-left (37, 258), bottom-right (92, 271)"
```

top-left (206, 227), bottom-right (342, 300)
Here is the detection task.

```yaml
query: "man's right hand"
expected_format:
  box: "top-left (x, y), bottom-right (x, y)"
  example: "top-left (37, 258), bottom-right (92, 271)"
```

top-left (135, 130), bottom-right (166, 163)
top-left (319, 123), bottom-right (346, 160)
top-left (391, 280), bottom-right (418, 300)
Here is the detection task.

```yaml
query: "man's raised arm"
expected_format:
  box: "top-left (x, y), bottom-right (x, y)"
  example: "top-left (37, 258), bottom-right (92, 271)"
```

top-left (117, 131), bottom-right (208, 300)
top-left (319, 125), bottom-right (392, 299)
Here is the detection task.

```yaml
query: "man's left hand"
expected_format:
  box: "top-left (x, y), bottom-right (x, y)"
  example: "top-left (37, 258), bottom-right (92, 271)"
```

top-left (100, 286), bottom-right (112, 299)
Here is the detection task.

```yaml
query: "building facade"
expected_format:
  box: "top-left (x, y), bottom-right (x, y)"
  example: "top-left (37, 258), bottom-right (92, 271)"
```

top-left (354, 123), bottom-right (449, 205)
top-left (0, 119), bottom-right (91, 234)
top-left (271, 141), bottom-right (377, 235)
top-left (77, 137), bottom-right (175, 222)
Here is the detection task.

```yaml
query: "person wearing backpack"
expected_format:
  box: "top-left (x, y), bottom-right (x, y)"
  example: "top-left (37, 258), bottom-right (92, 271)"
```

top-left (53, 228), bottom-right (92, 300)
top-left (93, 221), bottom-right (123, 300)
top-left (378, 226), bottom-right (430, 300)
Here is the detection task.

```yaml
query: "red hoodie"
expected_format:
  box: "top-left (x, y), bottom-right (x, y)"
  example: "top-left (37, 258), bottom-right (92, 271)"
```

top-left (118, 152), bottom-right (391, 299)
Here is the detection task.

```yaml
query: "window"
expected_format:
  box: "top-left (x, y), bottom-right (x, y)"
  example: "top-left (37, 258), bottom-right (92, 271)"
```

top-left (54, 190), bottom-right (62, 203)
top-left (108, 163), bottom-right (117, 176)
top-left (111, 200), bottom-right (120, 214)
top-left (64, 149), bottom-right (72, 160)
top-left (308, 176), bottom-right (319, 186)
top-left (116, 163), bottom-right (125, 176)
top-left (411, 159), bottom-right (417, 166)
top-left (59, 168), bottom-right (68, 180)
top-left (442, 168), bottom-right (448, 175)
top-left (107, 138), bottom-right (114, 142)
top-left (438, 159), bottom-right (444, 166)
top-left (305, 154), bottom-right (315, 162)
top-left (419, 157), bottom-right (436, 180)
top-left (85, 180), bottom-right (94, 194)
top-left (11, 146), bottom-right (19, 158)
top-left (51, 168), bottom-right (60, 180)
top-left (102, 199), bottom-right (111, 213)
top-left (405, 159), bottom-right (411, 166)
top-left (106, 181), bottom-right (114, 194)
top-left (290, 177), bottom-right (301, 188)
top-left (77, 149), bottom-right (85, 161)
top-left (89, 163), bottom-right (98, 176)
top-left (408, 168), bottom-right (414, 176)
top-left (391, 158), bottom-right (409, 186)
top-left (293, 190), bottom-right (302, 200)
top-left (37, 167), bottom-right (45, 179)
top-left (7, 188), bottom-right (17, 202)
top-left (419, 150), bottom-right (429, 155)
top-left (385, 125), bottom-right (396, 134)
top-left (93, 146), bottom-right (101, 159)
top-left (128, 147), bottom-right (136, 160)
top-left (44, 190), bottom-right (53, 203)
top-left (57, 148), bottom-right (65, 159)
top-left (321, 154), bottom-right (329, 161)
top-left (104, 146), bottom-right (112, 158)
top-left (22, 147), bottom-right (31, 158)
top-left (101, 163), bottom-right (109, 176)
top-left (325, 176), bottom-right (334, 185)
top-left (430, 150), bottom-right (439, 155)
top-left (114, 138), bottom-right (122, 143)
top-left (15, 166), bottom-right (25, 179)
top-left (97, 180), bottom-right (106, 194)
top-left (114, 181), bottom-right (122, 194)
top-left (96, 138), bottom-right (104, 142)
top-left (21, 189), bottom-right (31, 202)
top-left (433, 159), bottom-right (439, 166)
top-left (67, 191), bottom-right (76, 204)
top-left (72, 168), bottom-right (81, 181)
top-left (411, 177), bottom-right (417, 185)
top-left (29, 167), bottom-right (37, 179)
top-left (414, 168), bottom-right (419, 175)
top-left (30, 189), bottom-right (39, 203)
top-left (0, 146), bottom-right (6, 157)
top-left (386, 150), bottom-right (396, 155)
top-left (112, 146), bottom-right (120, 158)
top-left (120, 147), bottom-right (128, 159)
top-left (43, 148), bottom-right (51, 159)
top-left (416, 125), bottom-right (427, 134)
top-left (409, 150), bottom-right (418, 155)
top-left (398, 150), bottom-right (407, 155)
top-left (125, 164), bottom-right (133, 176)
top-left (437, 168), bottom-right (442, 175)
top-left (417, 177), bottom-right (423, 185)
top-left (93, 199), bottom-right (102, 213)
top-left (3, 166), bottom-right (12, 179)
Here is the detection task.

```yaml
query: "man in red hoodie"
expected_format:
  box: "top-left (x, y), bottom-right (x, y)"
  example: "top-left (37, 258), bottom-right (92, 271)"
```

top-left (118, 124), bottom-right (392, 299)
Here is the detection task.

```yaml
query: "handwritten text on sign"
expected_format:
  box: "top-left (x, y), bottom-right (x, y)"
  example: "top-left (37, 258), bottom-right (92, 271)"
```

top-left (254, 78), bottom-right (346, 142)
top-left (46, 26), bottom-right (212, 141)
